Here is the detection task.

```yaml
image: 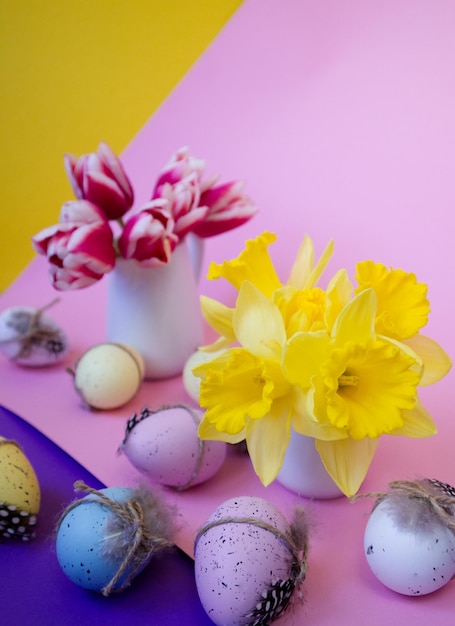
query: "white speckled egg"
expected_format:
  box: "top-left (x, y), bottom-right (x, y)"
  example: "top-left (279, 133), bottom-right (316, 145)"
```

top-left (73, 342), bottom-right (144, 410)
top-left (0, 304), bottom-right (69, 366)
top-left (364, 480), bottom-right (455, 596)
top-left (0, 437), bottom-right (40, 540)
top-left (120, 405), bottom-right (227, 490)
top-left (56, 485), bottom-right (175, 594)
top-left (194, 496), bottom-right (307, 626)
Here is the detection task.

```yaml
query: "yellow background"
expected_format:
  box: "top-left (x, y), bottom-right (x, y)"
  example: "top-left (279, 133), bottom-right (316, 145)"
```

top-left (0, 0), bottom-right (243, 292)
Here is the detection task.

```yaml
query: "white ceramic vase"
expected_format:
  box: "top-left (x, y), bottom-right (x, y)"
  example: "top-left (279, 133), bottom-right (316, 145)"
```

top-left (106, 241), bottom-right (204, 380)
top-left (276, 430), bottom-right (343, 499)
top-left (186, 232), bottom-right (205, 282)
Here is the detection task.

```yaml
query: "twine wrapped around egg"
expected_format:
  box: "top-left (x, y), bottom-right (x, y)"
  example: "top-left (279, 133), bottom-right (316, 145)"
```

top-left (352, 478), bottom-right (455, 535)
top-left (195, 504), bottom-right (309, 625)
top-left (56, 480), bottom-right (176, 596)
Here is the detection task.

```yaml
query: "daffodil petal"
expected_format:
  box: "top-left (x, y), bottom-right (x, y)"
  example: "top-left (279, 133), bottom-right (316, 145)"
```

top-left (245, 399), bottom-right (292, 486)
top-left (198, 418), bottom-right (246, 444)
top-left (315, 437), bottom-right (378, 497)
top-left (325, 268), bottom-right (353, 331)
top-left (355, 261), bottom-right (430, 339)
top-left (287, 236), bottom-right (334, 290)
top-left (307, 239), bottom-right (335, 289)
top-left (233, 281), bottom-right (286, 357)
top-left (286, 235), bottom-right (314, 289)
top-left (199, 336), bottom-right (233, 353)
top-left (283, 330), bottom-right (330, 388)
top-left (200, 295), bottom-right (236, 344)
top-left (403, 334), bottom-right (452, 386)
top-left (291, 386), bottom-right (348, 440)
top-left (292, 387), bottom-right (349, 440)
top-left (378, 334), bottom-right (423, 378)
top-left (207, 231), bottom-right (282, 297)
top-left (390, 396), bottom-right (437, 437)
top-left (332, 288), bottom-right (377, 346)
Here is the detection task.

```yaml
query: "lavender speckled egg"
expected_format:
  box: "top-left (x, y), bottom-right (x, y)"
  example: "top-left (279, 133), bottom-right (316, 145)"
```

top-left (364, 480), bottom-right (455, 596)
top-left (194, 496), bottom-right (304, 626)
top-left (120, 405), bottom-right (227, 490)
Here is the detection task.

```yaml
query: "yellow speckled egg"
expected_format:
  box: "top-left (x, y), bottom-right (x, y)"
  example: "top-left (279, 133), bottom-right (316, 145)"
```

top-left (73, 342), bottom-right (145, 410)
top-left (0, 437), bottom-right (40, 540)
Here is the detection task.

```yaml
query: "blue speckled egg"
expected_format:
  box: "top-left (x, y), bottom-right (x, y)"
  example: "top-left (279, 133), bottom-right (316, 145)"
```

top-left (56, 486), bottom-right (149, 593)
top-left (194, 496), bottom-right (303, 626)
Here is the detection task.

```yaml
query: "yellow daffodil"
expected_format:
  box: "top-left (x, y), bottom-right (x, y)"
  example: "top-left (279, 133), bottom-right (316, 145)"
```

top-left (207, 231), bottom-right (281, 297)
top-left (195, 232), bottom-right (451, 497)
top-left (201, 231), bottom-right (335, 347)
top-left (355, 261), bottom-right (429, 339)
top-left (283, 289), bottom-right (438, 495)
top-left (355, 261), bottom-right (451, 385)
top-left (273, 286), bottom-right (327, 335)
top-left (196, 281), bottom-right (294, 485)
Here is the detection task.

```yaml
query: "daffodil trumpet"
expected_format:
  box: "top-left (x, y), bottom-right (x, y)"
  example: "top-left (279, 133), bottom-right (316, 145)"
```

top-left (194, 232), bottom-right (452, 497)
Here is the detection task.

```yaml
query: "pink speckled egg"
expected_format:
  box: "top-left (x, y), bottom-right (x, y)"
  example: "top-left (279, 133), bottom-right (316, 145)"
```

top-left (120, 405), bottom-right (227, 490)
top-left (194, 496), bottom-right (307, 626)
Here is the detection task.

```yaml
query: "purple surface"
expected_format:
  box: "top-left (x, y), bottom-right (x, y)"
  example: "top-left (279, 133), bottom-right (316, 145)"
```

top-left (0, 404), bottom-right (213, 625)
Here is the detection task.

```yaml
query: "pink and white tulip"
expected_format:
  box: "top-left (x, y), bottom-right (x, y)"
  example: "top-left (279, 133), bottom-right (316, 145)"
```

top-left (32, 201), bottom-right (116, 290)
top-left (32, 144), bottom-right (258, 290)
top-left (153, 146), bottom-right (206, 190)
top-left (64, 142), bottom-right (134, 220)
top-left (154, 172), bottom-right (209, 239)
top-left (191, 180), bottom-right (258, 238)
top-left (118, 200), bottom-right (179, 266)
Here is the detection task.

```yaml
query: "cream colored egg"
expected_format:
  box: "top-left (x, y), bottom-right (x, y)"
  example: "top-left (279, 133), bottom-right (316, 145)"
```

top-left (0, 437), bottom-right (40, 540)
top-left (73, 342), bottom-right (144, 410)
top-left (183, 348), bottom-right (226, 402)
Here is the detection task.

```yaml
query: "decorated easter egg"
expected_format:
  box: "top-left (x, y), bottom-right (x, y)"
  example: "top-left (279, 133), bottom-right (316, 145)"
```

top-left (0, 303), bottom-right (69, 366)
top-left (194, 496), bottom-right (309, 626)
top-left (364, 479), bottom-right (455, 596)
top-left (72, 342), bottom-right (144, 410)
top-left (56, 483), bottom-right (175, 594)
top-left (0, 437), bottom-right (40, 540)
top-left (120, 405), bottom-right (227, 490)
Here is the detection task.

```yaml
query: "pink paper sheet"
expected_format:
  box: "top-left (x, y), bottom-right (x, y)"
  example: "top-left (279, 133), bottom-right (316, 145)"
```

top-left (2, 1), bottom-right (455, 623)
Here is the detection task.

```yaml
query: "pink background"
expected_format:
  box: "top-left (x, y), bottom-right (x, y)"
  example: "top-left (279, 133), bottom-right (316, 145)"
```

top-left (1, 1), bottom-right (455, 623)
